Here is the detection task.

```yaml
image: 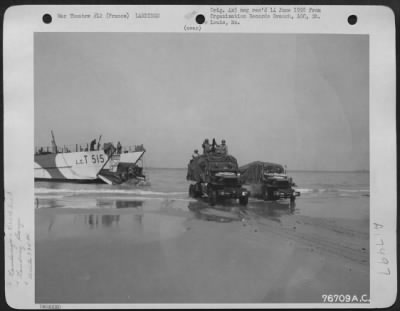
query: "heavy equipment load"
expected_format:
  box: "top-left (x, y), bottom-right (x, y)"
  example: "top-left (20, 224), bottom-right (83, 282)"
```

top-left (187, 153), bottom-right (249, 206)
top-left (187, 153), bottom-right (239, 183)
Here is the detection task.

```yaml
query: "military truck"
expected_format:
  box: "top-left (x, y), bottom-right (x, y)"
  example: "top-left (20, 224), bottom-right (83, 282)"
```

top-left (187, 153), bottom-right (249, 206)
top-left (239, 161), bottom-right (300, 202)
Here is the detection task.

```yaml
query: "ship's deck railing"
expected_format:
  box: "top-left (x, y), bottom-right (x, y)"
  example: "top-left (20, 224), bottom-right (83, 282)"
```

top-left (35, 144), bottom-right (145, 155)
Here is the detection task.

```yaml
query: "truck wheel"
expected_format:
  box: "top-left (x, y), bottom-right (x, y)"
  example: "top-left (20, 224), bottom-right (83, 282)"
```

top-left (239, 196), bottom-right (248, 206)
top-left (189, 185), bottom-right (195, 198)
top-left (265, 190), bottom-right (275, 201)
top-left (194, 183), bottom-right (202, 198)
top-left (209, 190), bottom-right (217, 206)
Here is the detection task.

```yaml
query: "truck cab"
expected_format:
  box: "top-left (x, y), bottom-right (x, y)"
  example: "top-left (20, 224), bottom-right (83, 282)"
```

top-left (187, 154), bottom-right (249, 206)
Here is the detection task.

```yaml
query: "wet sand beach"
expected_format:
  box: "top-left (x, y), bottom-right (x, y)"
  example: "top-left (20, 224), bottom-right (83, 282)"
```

top-left (35, 180), bottom-right (369, 303)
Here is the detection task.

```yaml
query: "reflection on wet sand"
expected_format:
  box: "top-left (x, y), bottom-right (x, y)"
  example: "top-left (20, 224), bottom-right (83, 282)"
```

top-left (37, 197), bottom-right (145, 210)
top-left (187, 200), bottom-right (245, 223)
top-left (187, 199), bottom-right (296, 223)
top-left (80, 209), bottom-right (144, 230)
top-left (249, 200), bottom-right (296, 223)
top-left (84, 214), bottom-right (121, 228)
top-left (36, 193), bottom-right (369, 303)
top-left (36, 198), bottom-right (188, 241)
top-left (47, 215), bottom-right (55, 232)
top-left (96, 199), bottom-right (144, 209)
top-left (116, 200), bottom-right (144, 209)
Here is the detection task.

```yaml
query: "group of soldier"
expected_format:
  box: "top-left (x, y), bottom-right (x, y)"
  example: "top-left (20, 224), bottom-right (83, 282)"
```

top-left (192, 138), bottom-right (228, 159)
top-left (90, 139), bottom-right (122, 153)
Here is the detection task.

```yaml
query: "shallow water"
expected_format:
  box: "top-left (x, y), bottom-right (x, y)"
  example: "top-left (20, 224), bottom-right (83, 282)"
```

top-left (35, 168), bottom-right (369, 220)
top-left (35, 169), bottom-right (369, 303)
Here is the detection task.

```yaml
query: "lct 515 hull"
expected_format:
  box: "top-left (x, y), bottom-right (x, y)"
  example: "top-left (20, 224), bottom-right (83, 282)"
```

top-left (34, 150), bottom-right (144, 184)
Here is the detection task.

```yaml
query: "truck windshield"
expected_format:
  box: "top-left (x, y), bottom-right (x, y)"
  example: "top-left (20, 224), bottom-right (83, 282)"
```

top-left (263, 166), bottom-right (284, 174)
top-left (209, 162), bottom-right (237, 171)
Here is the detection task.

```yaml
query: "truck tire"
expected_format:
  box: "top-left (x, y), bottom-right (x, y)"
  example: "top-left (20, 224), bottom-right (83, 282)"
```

top-left (264, 190), bottom-right (274, 201)
top-left (239, 196), bottom-right (248, 206)
top-left (189, 184), bottom-right (195, 198)
top-left (208, 189), bottom-right (217, 206)
top-left (193, 183), bottom-right (202, 198)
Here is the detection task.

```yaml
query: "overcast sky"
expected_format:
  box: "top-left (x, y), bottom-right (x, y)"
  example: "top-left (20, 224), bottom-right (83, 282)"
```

top-left (35, 33), bottom-right (369, 171)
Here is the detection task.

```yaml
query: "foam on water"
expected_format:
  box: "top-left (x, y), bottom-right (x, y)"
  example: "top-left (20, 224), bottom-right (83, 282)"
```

top-left (295, 188), bottom-right (369, 194)
top-left (295, 188), bottom-right (314, 194)
top-left (338, 189), bottom-right (369, 193)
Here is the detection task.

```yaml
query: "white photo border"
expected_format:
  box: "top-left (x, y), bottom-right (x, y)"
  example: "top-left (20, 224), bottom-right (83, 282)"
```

top-left (3, 4), bottom-right (397, 309)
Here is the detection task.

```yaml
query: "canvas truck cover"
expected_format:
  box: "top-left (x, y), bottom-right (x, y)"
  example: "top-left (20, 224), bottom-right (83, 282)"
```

top-left (239, 161), bottom-right (285, 184)
top-left (187, 154), bottom-right (239, 183)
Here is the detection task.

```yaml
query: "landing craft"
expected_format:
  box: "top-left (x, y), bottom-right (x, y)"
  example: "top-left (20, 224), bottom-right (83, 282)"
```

top-left (35, 132), bottom-right (146, 185)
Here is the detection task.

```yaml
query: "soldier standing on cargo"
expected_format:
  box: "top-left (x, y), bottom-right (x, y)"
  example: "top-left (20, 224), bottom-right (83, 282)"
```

top-left (189, 149), bottom-right (200, 166)
top-left (211, 138), bottom-right (218, 153)
top-left (192, 149), bottom-right (200, 159)
top-left (117, 141), bottom-right (122, 154)
top-left (220, 139), bottom-right (228, 155)
top-left (202, 139), bottom-right (211, 154)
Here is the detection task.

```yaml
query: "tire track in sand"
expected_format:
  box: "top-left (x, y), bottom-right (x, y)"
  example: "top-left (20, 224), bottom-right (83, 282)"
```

top-left (239, 209), bottom-right (369, 271)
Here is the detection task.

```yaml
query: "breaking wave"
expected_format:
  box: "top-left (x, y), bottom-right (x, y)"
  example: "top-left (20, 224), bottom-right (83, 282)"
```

top-left (295, 188), bottom-right (314, 194)
top-left (295, 188), bottom-right (369, 194)
top-left (338, 189), bottom-right (370, 193)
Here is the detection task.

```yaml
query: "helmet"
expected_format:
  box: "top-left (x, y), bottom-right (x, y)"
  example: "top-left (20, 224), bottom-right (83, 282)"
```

top-left (222, 139), bottom-right (226, 144)
top-left (194, 149), bottom-right (198, 153)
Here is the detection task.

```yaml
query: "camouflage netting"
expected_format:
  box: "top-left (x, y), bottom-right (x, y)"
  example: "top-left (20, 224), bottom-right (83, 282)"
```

top-left (187, 153), bottom-right (239, 183)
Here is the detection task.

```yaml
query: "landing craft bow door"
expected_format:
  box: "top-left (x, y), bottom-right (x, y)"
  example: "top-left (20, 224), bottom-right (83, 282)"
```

top-left (119, 151), bottom-right (145, 165)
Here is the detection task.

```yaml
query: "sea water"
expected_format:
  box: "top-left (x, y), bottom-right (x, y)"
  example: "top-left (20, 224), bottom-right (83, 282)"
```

top-left (35, 168), bottom-right (369, 220)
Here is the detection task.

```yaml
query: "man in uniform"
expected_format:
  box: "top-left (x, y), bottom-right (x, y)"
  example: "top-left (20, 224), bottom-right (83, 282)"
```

top-left (202, 139), bottom-right (211, 154)
top-left (220, 139), bottom-right (228, 155)
top-left (192, 149), bottom-right (200, 159)
top-left (90, 139), bottom-right (96, 151)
